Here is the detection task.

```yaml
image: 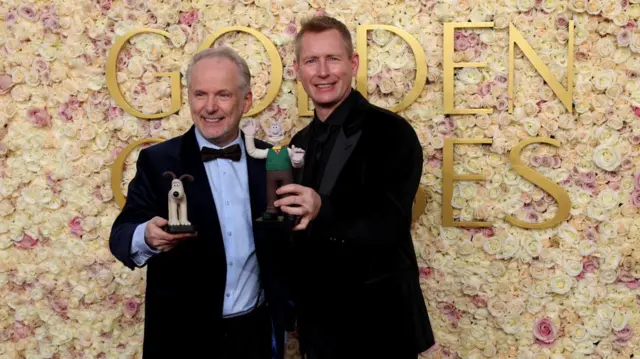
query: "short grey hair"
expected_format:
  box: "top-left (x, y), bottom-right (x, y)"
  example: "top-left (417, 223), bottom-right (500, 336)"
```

top-left (185, 46), bottom-right (251, 95)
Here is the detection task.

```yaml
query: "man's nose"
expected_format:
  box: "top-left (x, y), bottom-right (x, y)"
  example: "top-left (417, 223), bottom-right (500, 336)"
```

top-left (318, 60), bottom-right (329, 77)
top-left (205, 96), bottom-right (218, 112)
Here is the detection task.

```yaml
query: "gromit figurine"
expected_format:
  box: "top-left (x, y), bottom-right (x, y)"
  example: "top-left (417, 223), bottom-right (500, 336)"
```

top-left (242, 119), bottom-right (305, 221)
top-left (162, 171), bottom-right (196, 233)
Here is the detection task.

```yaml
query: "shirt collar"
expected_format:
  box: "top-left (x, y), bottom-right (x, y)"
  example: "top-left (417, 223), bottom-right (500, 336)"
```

top-left (312, 88), bottom-right (358, 127)
top-left (194, 127), bottom-right (245, 153)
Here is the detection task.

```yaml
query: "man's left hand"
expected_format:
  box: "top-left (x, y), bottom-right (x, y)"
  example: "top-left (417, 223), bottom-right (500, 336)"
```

top-left (274, 184), bottom-right (321, 230)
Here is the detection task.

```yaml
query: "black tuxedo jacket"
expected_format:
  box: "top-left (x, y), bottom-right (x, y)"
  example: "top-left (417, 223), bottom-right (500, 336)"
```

top-left (109, 126), bottom-right (293, 359)
top-left (289, 91), bottom-right (435, 357)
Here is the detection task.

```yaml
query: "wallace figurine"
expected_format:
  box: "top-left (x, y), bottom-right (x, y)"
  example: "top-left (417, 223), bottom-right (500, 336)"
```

top-left (242, 119), bottom-right (305, 221)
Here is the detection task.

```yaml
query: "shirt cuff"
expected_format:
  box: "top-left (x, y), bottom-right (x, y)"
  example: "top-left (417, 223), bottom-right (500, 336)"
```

top-left (130, 221), bottom-right (160, 266)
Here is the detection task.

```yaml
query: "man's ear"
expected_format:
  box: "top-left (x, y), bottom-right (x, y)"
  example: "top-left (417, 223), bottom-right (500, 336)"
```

top-left (293, 60), bottom-right (300, 81)
top-left (350, 52), bottom-right (359, 76)
top-left (242, 90), bottom-right (253, 114)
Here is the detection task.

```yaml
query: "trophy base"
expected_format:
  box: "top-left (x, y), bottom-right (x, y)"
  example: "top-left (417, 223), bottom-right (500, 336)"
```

top-left (255, 213), bottom-right (296, 228)
top-left (163, 224), bottom-right (196, 234)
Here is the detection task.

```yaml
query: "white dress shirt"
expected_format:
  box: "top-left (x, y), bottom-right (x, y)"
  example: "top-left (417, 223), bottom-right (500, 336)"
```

top-left (130, 129), bottom-right (262, 317)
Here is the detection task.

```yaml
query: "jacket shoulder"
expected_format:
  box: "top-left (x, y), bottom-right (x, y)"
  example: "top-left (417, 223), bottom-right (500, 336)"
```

top-left (363, 103), bottom-right (419, 142)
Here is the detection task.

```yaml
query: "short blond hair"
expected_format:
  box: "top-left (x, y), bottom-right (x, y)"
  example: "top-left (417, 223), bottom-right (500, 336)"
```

top-left (294, 16), bottom-right (353, 61)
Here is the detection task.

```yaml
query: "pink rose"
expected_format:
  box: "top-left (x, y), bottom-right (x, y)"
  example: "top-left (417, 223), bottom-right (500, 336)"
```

top-left (634, 172), bottom-right (640, 190)
top-left (614, 326), bottom-right (633, 342)
top-left (438, 302), bottom-right (461, 323)
top-left (477, 82), bottom-right (491, 96)
top-left (583, 227), bottom-right (599, 242)
top-left (0, 74), bottom-right (13, 94)
top-left (625, 20), bottom-right (635, 29)
top-left (481, 227), bottom-right (495, 237)
top-left (633, 106), bottom-right (640, 118)
top-left (48, 297), bottom-right (68, 316)
top-left (419, 266), bottom-right (433, 280)
top-left (69, 216), bottom-right (84, 237)
top-left (630, 190), bottom-right (640, 207)
top-left (472, 295), bottom-right (488, 307)
top-left (5, 11), bottom-right (17, 25)
top-left (108, 106), bottom-right (124, 120)
top-left (11, 322), bottom-right (32, 342)
top-left (531, 155), bottom-right (542, 167)
top-left (541, 156), bottom-right (553, 168)
top-left (16, 234), bottom-right (38, 249)
top-left (533, 317), bottom-right (557, 346)
top-left (617, 29), bottom-right (631, 47)
top-left (526, 211), bottom-right (540, 223)
top-left (179, 9), bottom-right (199, 26)
top-left (467, 33), bottom-right (479, 46)
top-left (124, 298), bottom-right (140, 317)
top-left (41, 12), bottom-right (60, 32)
top-left (618, 269), bottom-right (635, 282)
top-left (556, 16), bottom-right (568, 28)
top-left (315, 8), bottom-right (328, 16)
top-left (630, 134), bottom-right (640, 146)
top-left (284, 22), bottom-right (297, 36)
top-left (582, 256), bottom-right (599, 273)
top-left (454, 33), bottom-right (469, 51)
top-left (621, 158), bottom-right (634, 171)
top-left (17, 5), bottom-right (38, 21)
top-left (625, 280), bottom-right (640, 289)
top-left (26, 107), bottom-right (51, 127)
top-left (99, 0), bottom-right (112, 14)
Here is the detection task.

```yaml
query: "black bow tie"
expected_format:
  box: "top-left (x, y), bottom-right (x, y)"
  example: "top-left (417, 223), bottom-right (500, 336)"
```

top-left (201, 144), bottom-right (241, 162)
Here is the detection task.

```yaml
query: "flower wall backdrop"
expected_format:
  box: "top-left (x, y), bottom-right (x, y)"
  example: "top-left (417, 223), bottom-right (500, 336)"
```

top-left (1, 0), bottom-right (640, 358)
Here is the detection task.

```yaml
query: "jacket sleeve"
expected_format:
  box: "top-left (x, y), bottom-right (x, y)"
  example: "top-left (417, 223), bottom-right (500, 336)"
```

top-left (109, 149), bottom-right (159, 269)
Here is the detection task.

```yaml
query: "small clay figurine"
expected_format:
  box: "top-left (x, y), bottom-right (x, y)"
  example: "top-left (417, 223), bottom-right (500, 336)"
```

top-left (162, 171), bottom-right (196, 233)
top-left (242, 119), bottom-right (305, 221)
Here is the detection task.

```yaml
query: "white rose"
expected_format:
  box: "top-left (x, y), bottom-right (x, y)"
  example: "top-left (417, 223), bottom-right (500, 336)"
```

top-left (479, 235), bottom-right (501, 257)
top-left (592, 144), bottom-right (620, 171)
top-left (593, 69), bottom-right (617, 90)
top-left (487, 298), bottom-right (507, 317)
top-left (600, 269), bottom-right (617, 284)
top-left (457, 67), bottom-right (483, 85)
top-left (524, 238), bottom-right (542, 257)
top-left (564, 259), bottom-right (583, 276)
top-left (611, 310), bottom-right (629, 331)
top-left (527, 297), bottom-right (545, 314)
top-left (571, 325), bottom-right (589, 342)
top-left (498, 315), bottom-right (522, 334)
top-left (550, 274), bottom-right (574, 294)
top-left (499, 236), bottom-right (519, 259)
top-left (557, 223), bottom-right (580, 245)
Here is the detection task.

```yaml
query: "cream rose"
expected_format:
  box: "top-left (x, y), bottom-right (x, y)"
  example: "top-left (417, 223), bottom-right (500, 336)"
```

top-left (592, 144), bottom-right (620, 171)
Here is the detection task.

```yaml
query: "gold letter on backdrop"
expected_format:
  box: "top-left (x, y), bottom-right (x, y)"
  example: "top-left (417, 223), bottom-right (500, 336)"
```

top-left (111, 138), bottom-right (165, 208)
top-left (442, 138), bottom-right (493, 227)
top-left (199, 26), bottom-right (283, 117)
top-left (356, 25), bottom-right (428, 113)
top-left (509, 21), bottom-right (574, 113)
top-left (412, 186), bottom-right (427, 223)
top-left (106, 29), bottom-right (182, 119)
top-left (443, 22), bottom-right (493, 115)
top-left (506, 138), bottom-right (570, 229)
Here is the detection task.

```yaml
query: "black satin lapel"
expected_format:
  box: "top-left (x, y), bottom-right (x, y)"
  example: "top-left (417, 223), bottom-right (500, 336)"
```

top-left (180, 127), bottom-right (221, 237)
top-left (318, 128), bottom-right (362, 196)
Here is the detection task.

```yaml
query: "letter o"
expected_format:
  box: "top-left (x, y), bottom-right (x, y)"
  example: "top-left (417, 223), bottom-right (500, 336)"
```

top-left (110, 138), bottom-right (165, 208)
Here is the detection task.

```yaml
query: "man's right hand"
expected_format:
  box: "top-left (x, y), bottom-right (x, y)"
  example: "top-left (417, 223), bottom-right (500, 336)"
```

top-left (145, 216), bottom-right (196, 252)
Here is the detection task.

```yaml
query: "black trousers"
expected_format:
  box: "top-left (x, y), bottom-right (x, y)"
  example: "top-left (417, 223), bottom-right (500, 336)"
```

top-left (221, 305), bottom-right (273, 359)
